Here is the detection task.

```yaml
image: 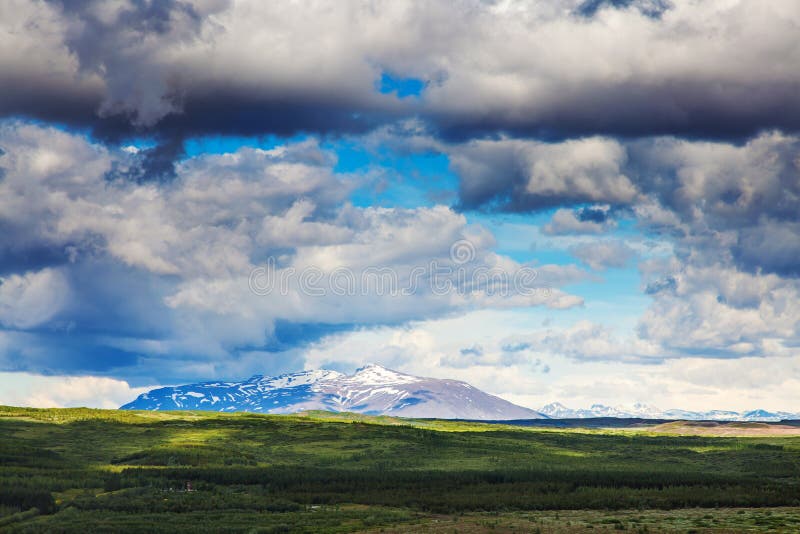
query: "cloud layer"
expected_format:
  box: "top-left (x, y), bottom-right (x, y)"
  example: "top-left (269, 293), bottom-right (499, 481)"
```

top-left (1, 1), bottom-right (799, 410)
top-left (0, 122), bottom-right (580, 382)
top-left (443, 131), bottom-right (800, 358)
top-left (2, 0), bottom-right (799, 143)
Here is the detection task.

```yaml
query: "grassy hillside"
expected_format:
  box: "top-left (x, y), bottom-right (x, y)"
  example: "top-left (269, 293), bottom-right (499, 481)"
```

top-left (1, 406), bottom-right (799, 532)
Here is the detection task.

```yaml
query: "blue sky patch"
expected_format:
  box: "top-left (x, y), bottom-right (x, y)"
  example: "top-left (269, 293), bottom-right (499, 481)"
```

top-left (378, 72), bottom-right (426, 98)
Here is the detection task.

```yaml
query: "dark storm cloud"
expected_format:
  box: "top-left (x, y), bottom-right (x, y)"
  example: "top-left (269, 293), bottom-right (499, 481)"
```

top-left (431, 78), bottom-right (800, 143)
top-left (0, 0), bottom-right (403, 182)
top-left (624, 136), bottom-right (800, 231)
top-left (2, 0), bottom-right (800, 154)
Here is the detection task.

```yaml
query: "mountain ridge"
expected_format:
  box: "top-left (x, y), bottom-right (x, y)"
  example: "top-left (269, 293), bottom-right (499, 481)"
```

top-left (120, 366), bottom-right (799, 422)
top-left (120, 364), bottom-right (546, 420)
top-left (537, 401), bottom-right (800, 422)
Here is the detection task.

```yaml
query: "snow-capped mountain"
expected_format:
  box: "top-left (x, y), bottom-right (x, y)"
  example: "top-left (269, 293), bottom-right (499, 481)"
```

top-left (537, 402), bottom-right (574, 419)
top-left (120, 364), bottom-right (546, 420)
top-left (537, 402), bottom-right (799, 422)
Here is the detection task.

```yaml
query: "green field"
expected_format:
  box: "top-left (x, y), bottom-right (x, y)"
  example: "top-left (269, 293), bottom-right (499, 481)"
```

top-left (1, 406), bottom-right (799, 532)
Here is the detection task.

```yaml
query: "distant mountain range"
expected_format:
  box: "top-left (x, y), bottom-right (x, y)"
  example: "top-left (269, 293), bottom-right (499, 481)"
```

top-left (120, 364), bottom-right (546, 420)
top-left (120, 365), bottom-right (799, 422)
top-left (537, 402), bottom-right (800, 422)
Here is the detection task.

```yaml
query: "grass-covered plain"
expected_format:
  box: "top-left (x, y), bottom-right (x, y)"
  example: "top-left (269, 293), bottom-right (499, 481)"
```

top-left (1, 406), bottom-right (799, 532)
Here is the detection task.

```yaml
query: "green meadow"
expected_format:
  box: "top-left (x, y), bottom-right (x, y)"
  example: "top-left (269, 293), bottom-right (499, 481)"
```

top-left (1, 406), bottom-right (799, 532)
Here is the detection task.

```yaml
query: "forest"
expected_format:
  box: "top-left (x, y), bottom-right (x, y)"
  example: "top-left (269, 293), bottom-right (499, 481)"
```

top-left (1, 406), bottom-right (799, 532)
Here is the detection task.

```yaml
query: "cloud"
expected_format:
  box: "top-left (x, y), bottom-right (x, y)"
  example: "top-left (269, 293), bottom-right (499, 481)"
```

top-left (450, 137), bottom-right (637, 211)
top-left (301, 308), bottom-right (561, 397)
top-left (502, 320), bottom-right (663, 363)
top-left (570, 239), bottom-right (636, 271)
top-left (0, 268), bottom-right (70, 329)
top-left (543, 206), bottom-right (618, 236)
top-left (443, 130), bottom-right (800, 360)
top-left (734, 221), bottom-right (800, 277)
top-left (1, 121), bottom-right (797, 378)
top-left (637, 263), bottom-right (800, 358)
top-left (514, 353), bottom-right (800, 413)
top-left (644, 275), bottom-right (677, 295)
top-left (0, 121), bottom-right (582, 382)
top-left (448, 132), bottom-right (800, 276)
top-left (0, 0), bottom-right (399, 143)
top-left (2, 0), bottom-right (800, 144)
top-left (1, 1), bottom-right (799, 409)
top-left (0, 372), bottom-right (151, 409)
top-left (296, 306), bottom-right (800, 411)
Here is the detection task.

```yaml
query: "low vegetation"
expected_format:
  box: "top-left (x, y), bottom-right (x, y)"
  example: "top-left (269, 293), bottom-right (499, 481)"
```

top-left (1, 406), bottom-right (799, 532)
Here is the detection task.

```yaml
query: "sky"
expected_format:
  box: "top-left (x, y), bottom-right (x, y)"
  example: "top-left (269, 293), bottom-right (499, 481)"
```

top-left (1, 0), bottom-right (800, 412)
